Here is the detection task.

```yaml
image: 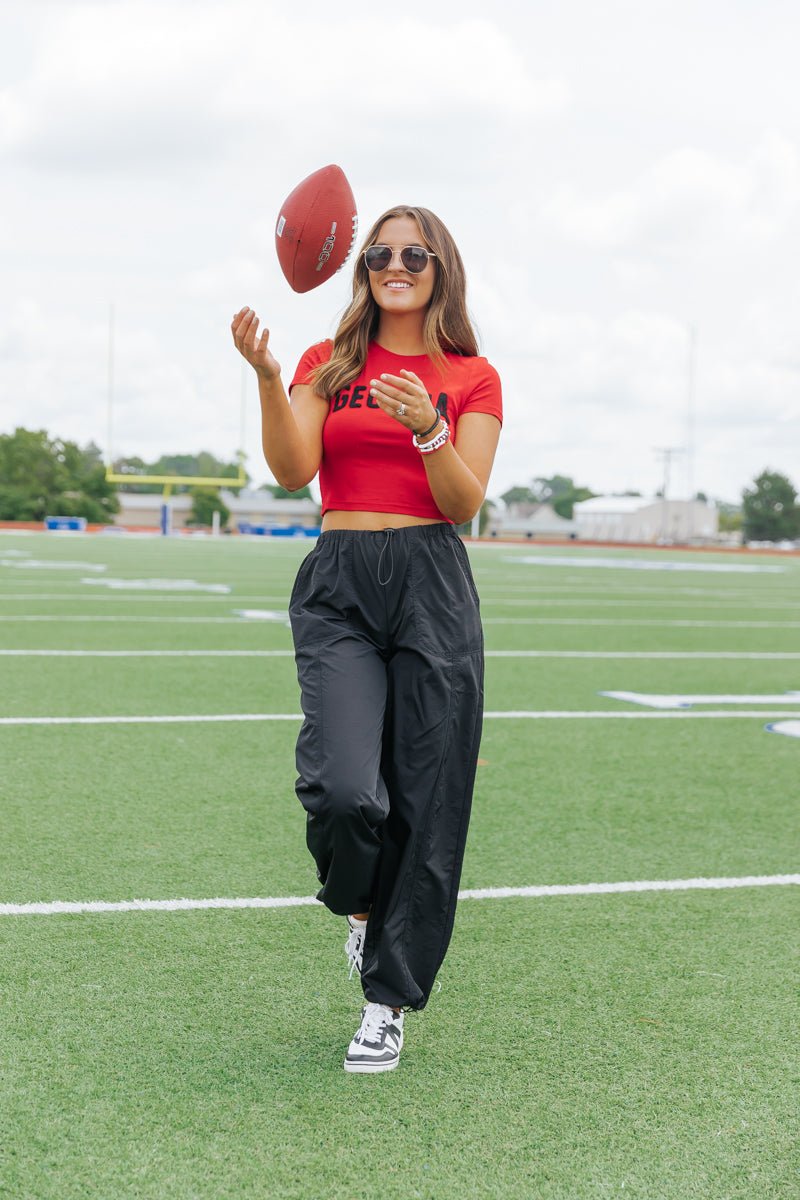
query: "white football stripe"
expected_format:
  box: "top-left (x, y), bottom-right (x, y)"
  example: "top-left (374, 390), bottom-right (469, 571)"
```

top-left (766, 720), bottom-right (800, 740)
top-left (2, 615), bottom-right (800, 629)
top-left (3, 710), bottom-right (800, 727)
top-left (1, 874), bottom-right (797, 916)
top-left (2, 649), bottom-right (800, 660)
top-left (0, 649), bottom-right (294, 657)
top-left (602, 690), bottom-right (800, 710)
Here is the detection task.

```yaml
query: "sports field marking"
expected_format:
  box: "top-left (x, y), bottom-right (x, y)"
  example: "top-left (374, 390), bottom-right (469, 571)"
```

top-left (4, 710), bottom-right (800, 727)
top-left (481, 596), bottom-right (800, 610)
top-left (234, 609), bottom-right (290, 621)
top-left (767, 720), bottom-right (800, 739)
top-left (0, 649), bottom-right (297, 657)
top-left (82, 578), bottom-right (231, 593)
top-left (507, 555), bottom-right (785, 574)
top-left (477, 582), bottom-right (800, 596)
top-left (0, 558), bottom-right (107, 571)
top-left (0, 616), bottom-right (287, 623)
top-left (3, 649), bottom-right (800, 661)
top-left (0, 594), bottom-right (289, 603)
top-left (481, 617), bottom-right (800, 628)
top-left (4, 592), bottom-right (797, 610)
top-left (4, 615), bottom-right (800, 629)
top-left (1, 874), bottom-right (797, 917)
top-left (602, 690), bottom-right (800, 709)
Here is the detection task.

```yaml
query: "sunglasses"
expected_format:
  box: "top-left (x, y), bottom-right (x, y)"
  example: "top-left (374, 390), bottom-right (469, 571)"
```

top-left (363, 244), bottom-right (437, 274)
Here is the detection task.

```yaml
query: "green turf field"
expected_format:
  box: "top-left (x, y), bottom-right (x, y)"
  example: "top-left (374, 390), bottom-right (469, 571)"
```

top-left (1, 531), bottom-right (798, 1200)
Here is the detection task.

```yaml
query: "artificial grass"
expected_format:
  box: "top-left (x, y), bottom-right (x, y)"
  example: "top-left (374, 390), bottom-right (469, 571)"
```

top-left (0, 890), bottom-right (797, 1199)
top-left (1, 531), bottom-right (798, 1198)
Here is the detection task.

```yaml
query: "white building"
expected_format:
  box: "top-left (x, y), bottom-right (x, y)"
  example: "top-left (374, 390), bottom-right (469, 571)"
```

top-left (490, 501), bottom-right (578, 540)
top-left (573, 496), bottom-right (718, 544)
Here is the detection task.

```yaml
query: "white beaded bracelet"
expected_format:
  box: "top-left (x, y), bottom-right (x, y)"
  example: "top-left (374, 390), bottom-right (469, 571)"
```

top-left (413, 420), bottom-right (450, 454)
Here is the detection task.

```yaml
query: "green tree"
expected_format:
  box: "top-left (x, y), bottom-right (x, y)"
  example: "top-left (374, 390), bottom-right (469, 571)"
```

top-left (261, 483), bottom-right (314, 500)
top-left (500, 484), bottom-right (537, 506)
top-left (501, 475), bottom-right (596, 520)
top-left (718, 509), bottom-right (743, 534)
top-left (0, 428), bottom-right (119, 522)
top-left (742, 470), bottom-right (799, 541)
top-left (188, 487), bottom-right (230, 528)
top-left (531, 475), bottom-right (596, 519)
top-left (456, 499), bottom-right (496, 537)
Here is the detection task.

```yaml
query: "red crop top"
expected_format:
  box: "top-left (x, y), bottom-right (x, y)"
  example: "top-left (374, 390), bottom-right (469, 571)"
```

top-left (289, 340), bottom-right (502, 520)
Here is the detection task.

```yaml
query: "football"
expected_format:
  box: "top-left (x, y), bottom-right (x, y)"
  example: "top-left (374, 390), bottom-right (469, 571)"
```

top-left (275, 164), bottom-right (358, 293)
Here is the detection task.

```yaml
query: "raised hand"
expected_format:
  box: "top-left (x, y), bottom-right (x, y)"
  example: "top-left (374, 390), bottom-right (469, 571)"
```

top-left (231, 307), bottom-right (281, 380)
top-left (368, 369), bottom-right (439, 437)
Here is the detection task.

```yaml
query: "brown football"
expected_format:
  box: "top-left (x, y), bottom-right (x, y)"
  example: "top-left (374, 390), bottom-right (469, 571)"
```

top-left (275, 164), bottom-right (358, 293)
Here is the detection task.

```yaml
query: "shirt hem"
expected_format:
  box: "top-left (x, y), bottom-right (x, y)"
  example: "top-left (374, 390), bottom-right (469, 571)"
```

top-left (321, 500), bottom-right (452, 523)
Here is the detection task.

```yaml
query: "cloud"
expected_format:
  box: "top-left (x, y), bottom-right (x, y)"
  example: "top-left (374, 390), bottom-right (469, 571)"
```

top-left (542, 132), bottom-right (800, 255)
top-left (0, 5), bottom-right (567, 174)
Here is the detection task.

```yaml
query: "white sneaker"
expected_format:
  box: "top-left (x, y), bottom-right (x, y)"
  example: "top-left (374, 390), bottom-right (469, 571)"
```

top-left (344, 916), bottom-right (367, 980)
top-left (344, 1003), bottom-right (404, 1074)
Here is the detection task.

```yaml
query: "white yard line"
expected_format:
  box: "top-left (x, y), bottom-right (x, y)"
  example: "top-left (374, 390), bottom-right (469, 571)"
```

top-left (0, 616), bottom-right (283, 623)
top-left (2, 615), bottom-right (800, 629)
top-left (0, 594), bottom-right (288, 603)
top-left (480, 597), bottom-right (800, 610)
top-left (1, 584), bottom-right (797, 600)
top-left (0, 649), bottom-right (296, 657)
top-left (2, 592), bottom-right (797, 610)
top-left (2, 649), bottom-right (800, 661)
top-left (3, 710), bottom-right (800, 727)
top-left (1, 874), bottom-right (797, 916)
top-left (481, 618), bottom-right (800, 628)
top-left (601, 690), bottom-right (800, 709)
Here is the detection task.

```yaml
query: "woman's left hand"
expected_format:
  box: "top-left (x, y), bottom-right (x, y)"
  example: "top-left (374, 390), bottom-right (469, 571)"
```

top-left (369, 370), bottom-right (438, 436)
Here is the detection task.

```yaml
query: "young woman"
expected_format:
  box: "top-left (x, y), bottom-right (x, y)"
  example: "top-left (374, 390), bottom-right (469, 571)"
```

top-left (231, 205), bottom-right (502, 1073)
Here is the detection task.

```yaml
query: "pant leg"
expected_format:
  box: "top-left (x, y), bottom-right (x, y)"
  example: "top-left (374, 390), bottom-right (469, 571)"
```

top-left (289, 541), bottom-right (390, 916)
top-left (292, 636), bottom-right (390, 914)
top-left (360, 527), bottom-right (484, 1011)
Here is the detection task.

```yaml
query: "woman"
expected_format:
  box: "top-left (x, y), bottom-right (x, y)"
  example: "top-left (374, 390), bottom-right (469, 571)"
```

top-left (231, 205), bottom-right (502, 1073)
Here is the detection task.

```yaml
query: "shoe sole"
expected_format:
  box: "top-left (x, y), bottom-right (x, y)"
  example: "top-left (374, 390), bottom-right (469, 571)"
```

top-left (343, 1057), bottom-right (400, 1073)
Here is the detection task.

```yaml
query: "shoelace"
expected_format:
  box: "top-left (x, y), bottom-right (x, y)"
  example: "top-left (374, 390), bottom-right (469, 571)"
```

top-left (344, 921), bottom-right (366, 980)
top-left (354, 1002), bottom-right (395, 1045)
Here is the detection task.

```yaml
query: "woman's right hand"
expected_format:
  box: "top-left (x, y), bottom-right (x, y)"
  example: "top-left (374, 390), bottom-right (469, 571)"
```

top-left (231, 307), bottom-right (281, 381)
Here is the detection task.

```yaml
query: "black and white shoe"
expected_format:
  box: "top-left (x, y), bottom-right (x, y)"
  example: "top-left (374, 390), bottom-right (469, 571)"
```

top-left (344, 916), bottom-right (367, 980)
top-left (344, 1003), bottom-right (404, 1073)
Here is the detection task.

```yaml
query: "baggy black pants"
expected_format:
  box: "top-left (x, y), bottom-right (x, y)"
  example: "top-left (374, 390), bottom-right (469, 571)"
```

top-left (288, 522), bottom-right (484, 1011)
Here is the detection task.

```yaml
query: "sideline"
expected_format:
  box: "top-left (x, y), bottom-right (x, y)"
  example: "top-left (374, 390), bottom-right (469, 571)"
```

top-left (2, 874), bottom-right (797, 916)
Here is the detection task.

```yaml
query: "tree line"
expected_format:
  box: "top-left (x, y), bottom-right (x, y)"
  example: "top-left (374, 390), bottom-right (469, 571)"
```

top-left (1, 428), bottom-right (798, 540)
top-left (500, 470), bottom-right (800, 542)
top-left (0, 428), bottom-right (312, 525)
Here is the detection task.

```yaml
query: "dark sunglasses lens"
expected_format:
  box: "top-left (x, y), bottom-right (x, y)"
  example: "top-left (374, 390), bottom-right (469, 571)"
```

top-left (401, 246), bottom-right (430, 273)
top-left (365, 245), bottom-right (392, 272)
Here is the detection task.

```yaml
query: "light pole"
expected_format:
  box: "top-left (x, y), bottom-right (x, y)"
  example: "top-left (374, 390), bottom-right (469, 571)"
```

top-left (654, 446), bottom-right (684, 542)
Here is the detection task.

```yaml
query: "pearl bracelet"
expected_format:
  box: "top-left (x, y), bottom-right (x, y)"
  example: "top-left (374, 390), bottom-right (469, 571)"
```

top-left (413, 420), bottom-right (450, 454)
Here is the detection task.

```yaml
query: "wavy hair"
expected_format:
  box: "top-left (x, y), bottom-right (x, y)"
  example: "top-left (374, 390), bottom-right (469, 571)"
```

top-left (311, 205), bottom-right (479, 399)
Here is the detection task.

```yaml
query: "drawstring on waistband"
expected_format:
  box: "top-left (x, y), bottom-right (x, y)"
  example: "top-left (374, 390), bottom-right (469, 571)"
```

top-left (376, 528), bottom-right (396, 587)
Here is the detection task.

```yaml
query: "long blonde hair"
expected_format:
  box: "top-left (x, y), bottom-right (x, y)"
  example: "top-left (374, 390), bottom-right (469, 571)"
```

top-left (311, 206), bottom-right (479, 399)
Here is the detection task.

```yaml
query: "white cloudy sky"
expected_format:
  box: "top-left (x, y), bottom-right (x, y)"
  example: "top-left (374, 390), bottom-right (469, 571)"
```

top-left (1, 0), bottom-right (799, 505)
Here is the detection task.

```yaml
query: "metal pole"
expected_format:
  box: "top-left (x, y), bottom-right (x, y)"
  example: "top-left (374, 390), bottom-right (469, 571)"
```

top-left (239, 360), bottom-right (248, 485)
top-left (106, 303), bottom-right (115, 469)
top-left (686, 324), bottom-right (697, 539)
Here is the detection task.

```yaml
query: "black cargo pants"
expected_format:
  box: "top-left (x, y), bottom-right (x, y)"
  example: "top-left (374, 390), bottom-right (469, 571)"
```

top-left (288, 522), bottom-right (483, 1011)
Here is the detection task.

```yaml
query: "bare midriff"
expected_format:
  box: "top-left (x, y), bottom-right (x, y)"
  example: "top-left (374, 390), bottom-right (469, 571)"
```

top-left (321, 511), bottom-right (444, 532)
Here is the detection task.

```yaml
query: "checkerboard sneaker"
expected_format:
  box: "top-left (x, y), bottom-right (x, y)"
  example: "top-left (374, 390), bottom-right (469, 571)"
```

top-left (344, 916), bottom-right (367, 980)
top-left (344, 1003), bottom-right (404, 1073)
